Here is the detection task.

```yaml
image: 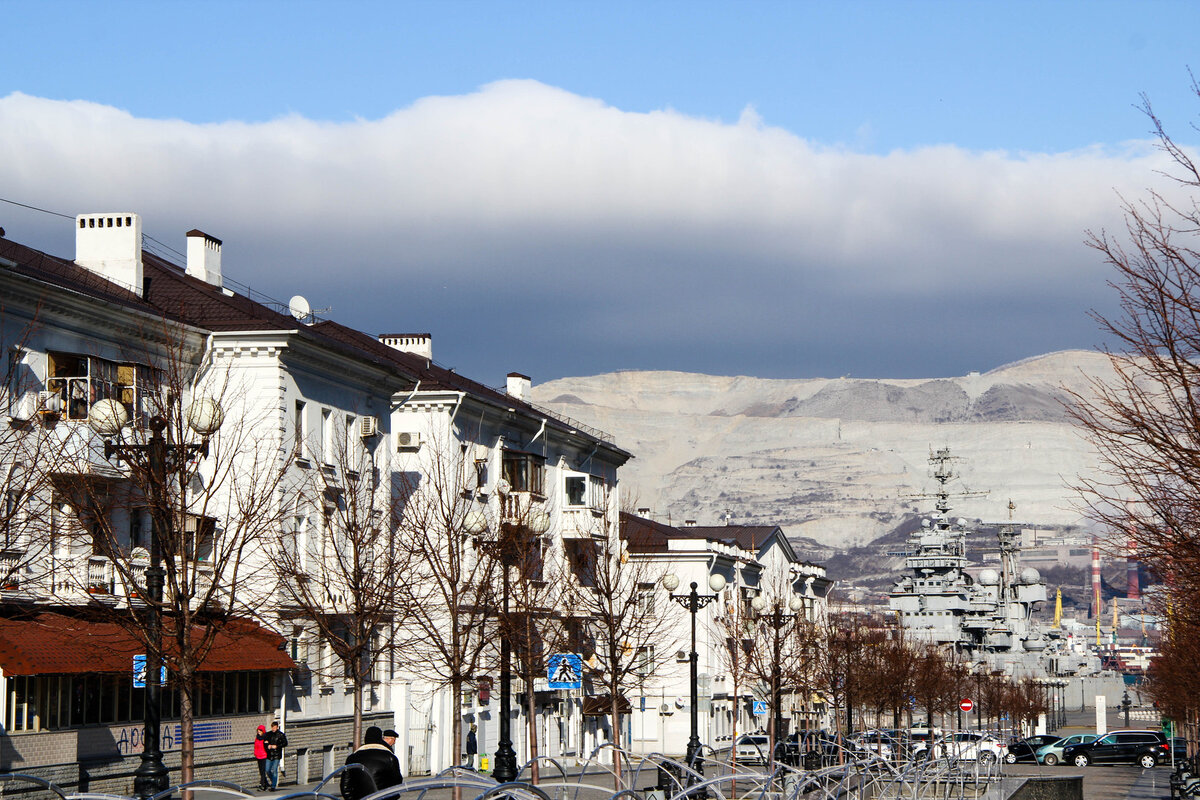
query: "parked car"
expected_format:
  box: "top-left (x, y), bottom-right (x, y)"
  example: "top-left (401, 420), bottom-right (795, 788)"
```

top-left (734, 734), bottom-right (770, 765)
top-left (851, 730), bottom-right (899, 761)
top-left (1006, 734), bottom-right (1062, 764)
top-left (914, 731), bottom-right (1006, 764)
top-left (1037, 734), bottom-right (1097, 766)
top-left (1061, 730), bottom-right (1170, 768)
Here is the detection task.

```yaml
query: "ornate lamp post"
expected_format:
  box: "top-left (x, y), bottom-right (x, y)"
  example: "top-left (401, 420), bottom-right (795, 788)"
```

top-left (751, 593), bottom-right (804, 763)
top-left (89, 397), bottom-right (223, 800)
top-left (663, 573), bottom-right (725, 774)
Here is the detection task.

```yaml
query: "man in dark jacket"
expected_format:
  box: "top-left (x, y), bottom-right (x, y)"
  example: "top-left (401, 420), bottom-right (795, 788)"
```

top-left (263, 721), bottom-right (288, 790)
top-left (340, 726), bottom-right (403, 800)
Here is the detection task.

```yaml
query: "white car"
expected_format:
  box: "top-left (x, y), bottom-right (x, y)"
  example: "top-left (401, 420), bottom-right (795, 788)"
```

top-left (734, 734), bottom-right (769, 765)
top-left (851, 730), bottom-right (898, 761)
top-left (914, 732), bottom-right (1006, 764)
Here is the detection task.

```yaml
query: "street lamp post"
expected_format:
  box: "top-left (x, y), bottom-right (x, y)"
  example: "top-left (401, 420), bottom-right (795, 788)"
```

top-left (89, 398), bottom-right (223, 800)
top-left (486, 501), bottom-right (550, 784)
top-left (750, 593), bottom-right (804, 765)
top-left (663, 573), bottom-right (724, 775)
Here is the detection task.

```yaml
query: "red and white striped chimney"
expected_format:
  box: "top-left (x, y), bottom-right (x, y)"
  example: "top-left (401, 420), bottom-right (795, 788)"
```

top-left (1091, 536), bottom-right (1102, 618)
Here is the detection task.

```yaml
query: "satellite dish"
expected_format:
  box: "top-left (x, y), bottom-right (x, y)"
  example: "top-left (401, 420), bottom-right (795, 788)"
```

top-left (288, 295), bottom-right (311, 322)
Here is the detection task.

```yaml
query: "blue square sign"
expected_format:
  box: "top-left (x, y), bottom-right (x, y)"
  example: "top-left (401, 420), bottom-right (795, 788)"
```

top-left (547, 653), bottom-right (582, 690)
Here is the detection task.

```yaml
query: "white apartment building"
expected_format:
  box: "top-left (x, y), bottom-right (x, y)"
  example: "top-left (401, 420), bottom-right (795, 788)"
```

top-left (622, 516), bottom-right (830, 757)
top-left (0, 213), bottom-right (630, 791)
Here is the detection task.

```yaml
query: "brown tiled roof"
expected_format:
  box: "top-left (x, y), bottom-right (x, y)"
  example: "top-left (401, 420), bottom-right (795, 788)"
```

top-left (0, 610), bottom-right (294, 675)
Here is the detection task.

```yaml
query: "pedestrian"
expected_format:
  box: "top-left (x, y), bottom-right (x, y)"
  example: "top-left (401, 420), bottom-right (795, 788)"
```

top-left (263, 720), bottom-right (288, 791)
top-left (254, 725), bottom-right (269, 790)
top-left (383, 729), bottom-right (398, 752)
top-left (340, 726), bottom-right (403, 800)
top-left (464, 723), bottom-right (478, 769)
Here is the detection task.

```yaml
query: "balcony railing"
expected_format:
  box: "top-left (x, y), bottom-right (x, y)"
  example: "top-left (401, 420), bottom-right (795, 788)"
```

top-left (87, 557), bottom-right (115, 594)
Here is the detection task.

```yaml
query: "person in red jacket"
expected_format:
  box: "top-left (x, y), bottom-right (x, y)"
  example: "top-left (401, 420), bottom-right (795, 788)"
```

top-left (254, 725), bottom-right (269, 791)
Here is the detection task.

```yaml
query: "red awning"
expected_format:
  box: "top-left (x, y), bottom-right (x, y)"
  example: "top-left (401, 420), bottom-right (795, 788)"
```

top-left (0, 611), bottom-right (294, 676)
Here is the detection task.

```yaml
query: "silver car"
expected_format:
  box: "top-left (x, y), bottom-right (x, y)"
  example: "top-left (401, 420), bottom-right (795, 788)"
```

top-left (1037, 734), bottom-right (1097, 766)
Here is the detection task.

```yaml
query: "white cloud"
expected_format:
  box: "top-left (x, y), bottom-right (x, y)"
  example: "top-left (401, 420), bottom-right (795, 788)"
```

top-left (0, 80), bottom-right (1181, 379)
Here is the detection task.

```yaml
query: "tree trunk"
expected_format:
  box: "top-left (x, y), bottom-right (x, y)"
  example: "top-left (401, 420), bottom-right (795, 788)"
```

top-left (353, 672), bottom-right (364, 748)
top-left (180, 674), bottom-right (195, 795)
top-left (525, 679), bottom-right (540, 783)
top-left (610, 698), bottom-right (622, 791)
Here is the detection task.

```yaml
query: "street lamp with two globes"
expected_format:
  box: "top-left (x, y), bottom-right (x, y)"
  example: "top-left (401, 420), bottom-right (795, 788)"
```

top-left (89, 396), bottom-right (223, 800)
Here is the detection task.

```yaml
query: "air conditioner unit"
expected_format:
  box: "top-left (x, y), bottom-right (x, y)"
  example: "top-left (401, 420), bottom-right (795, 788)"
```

top-left (675, 650), bottom-right (689, 662)
top-left (473, 443), bottom-right (489, 461)
top-left (396, 431), bottom-right (422, 450)
top-left (37, 390), bottom-right (62, 416)
top-left (359, 416), bottom-right (379, 438)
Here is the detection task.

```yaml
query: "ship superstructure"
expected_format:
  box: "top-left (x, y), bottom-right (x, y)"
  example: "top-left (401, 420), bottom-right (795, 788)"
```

top-left (889, 449), bottom-right (1048, 667)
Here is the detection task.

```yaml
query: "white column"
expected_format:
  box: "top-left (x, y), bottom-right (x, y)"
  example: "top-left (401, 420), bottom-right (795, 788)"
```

top-left (1095, 696), bottom-right (1107, 735)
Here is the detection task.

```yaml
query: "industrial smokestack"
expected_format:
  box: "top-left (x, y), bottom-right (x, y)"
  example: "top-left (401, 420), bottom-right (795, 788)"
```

top-left (1091, 536), bottom-right (1102, 618)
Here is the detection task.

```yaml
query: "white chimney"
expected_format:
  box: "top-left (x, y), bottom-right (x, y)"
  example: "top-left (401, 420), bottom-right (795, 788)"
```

top-left (75, 213), bottom-right (143, 296)
top-left (506, 372), bottom-right (532, 403)
top-left (379, 334), bottom-right (432, 361)
top-left (186, 229), bottom-right (223, 287)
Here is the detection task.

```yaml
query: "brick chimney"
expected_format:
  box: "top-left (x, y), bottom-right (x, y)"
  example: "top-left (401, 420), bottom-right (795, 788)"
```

top-left (186, 229), bottom-right (223, 287)
top-left (75, 213), bottom-right (143, 296)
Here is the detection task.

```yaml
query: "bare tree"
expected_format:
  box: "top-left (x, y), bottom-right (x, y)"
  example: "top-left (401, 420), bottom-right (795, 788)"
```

top-left (498, 530), bottom-right (572, 784)
top-left (395, 437), bottom-right (497, 777)
top-left (0, 301), bottom-right (76, 592)
top-left (272, 414), bottom-right (412, 747)
top-left (1066, 78), bottom-right (1200, 752)
top-left (578, 519), bottom-right (679, 789)
top-left (710, 585), bottom-right (761, 771)
top-left (743, 575), bottom-right (812, 764)
top-left (57, 321), bottom-right (290, 786)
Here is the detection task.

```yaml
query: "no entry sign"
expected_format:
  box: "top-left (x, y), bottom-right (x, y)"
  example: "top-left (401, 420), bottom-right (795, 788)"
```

top-left (959, 698), bottom-right (974, 713)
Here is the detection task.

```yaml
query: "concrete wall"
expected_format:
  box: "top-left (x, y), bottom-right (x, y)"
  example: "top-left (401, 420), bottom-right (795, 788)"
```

top-left (0, 712), bottom-right (392, 797)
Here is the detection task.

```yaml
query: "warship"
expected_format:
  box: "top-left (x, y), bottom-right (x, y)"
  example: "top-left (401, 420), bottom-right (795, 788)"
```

top-left (888, 448), bottom-right (1058, 674)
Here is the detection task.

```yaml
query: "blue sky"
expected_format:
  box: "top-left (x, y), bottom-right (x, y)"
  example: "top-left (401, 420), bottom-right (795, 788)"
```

top-left (2, 1), bottom-right (1199, 384)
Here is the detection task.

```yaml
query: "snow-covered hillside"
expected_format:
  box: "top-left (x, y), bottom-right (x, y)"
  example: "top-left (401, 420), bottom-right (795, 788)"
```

top-left (533, 350), bottom-right (1114, 548)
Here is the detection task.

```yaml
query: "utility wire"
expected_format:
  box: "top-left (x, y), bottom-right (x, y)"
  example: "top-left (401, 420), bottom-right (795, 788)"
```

top-left (0, 196), bottom-right (74, 219)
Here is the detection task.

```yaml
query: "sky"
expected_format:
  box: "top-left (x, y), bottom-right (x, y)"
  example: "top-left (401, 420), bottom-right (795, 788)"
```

top-left (2, 1), bottom-right (1199, 386)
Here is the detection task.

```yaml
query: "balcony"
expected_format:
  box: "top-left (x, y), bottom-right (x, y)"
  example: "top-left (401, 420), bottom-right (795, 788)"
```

top-left (560, 508), bottom-right (608, 540)
top-left (0, 549), bottom-right (24, 591)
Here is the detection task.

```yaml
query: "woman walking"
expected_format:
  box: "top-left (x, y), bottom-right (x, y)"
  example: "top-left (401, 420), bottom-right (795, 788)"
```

top-left (254, 725), bottom-right (269, 791)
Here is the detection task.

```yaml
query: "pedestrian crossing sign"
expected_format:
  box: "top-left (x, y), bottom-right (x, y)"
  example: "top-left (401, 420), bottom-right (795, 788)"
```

top-left (547, 653), bottom-right (583, 689)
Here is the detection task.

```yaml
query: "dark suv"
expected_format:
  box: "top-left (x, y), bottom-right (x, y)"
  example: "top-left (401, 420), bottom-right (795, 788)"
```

top-left (1061, 730), bottom-right (1169, 768)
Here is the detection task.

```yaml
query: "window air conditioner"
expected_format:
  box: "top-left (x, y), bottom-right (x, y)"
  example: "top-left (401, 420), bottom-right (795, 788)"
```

top-left (397, 431), bottom-right (422, 450)
top-left (359, 416), bottom-right (379, 438)
top-left (675, 650), bottom-right (689, 662)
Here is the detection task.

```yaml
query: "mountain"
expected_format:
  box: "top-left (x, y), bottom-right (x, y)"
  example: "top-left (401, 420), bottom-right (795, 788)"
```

top-left (533, 350), bottom-right (1113, 549)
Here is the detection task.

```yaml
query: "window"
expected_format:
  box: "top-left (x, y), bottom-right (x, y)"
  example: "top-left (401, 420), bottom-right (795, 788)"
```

top-left (321, 408), bottom-right (333, 465)
top-left (45, 352), bottom-right (156, 423)
top-left (293, 400), bottom-right (307, 460)
top-left (502, 452), bottom-right (545, 495)
top-left (635, 645), bottom-right (655, 677)
top-left (344, 415), bottom-right (357, 468)
top-left (636, 582), bottom-right (656, 615)
top-left (589, 476), bottom-right (609, 511)
top-left (129, 508), bottom-right (147, 552)
top-left (5, 670), bottom-right (271, 731)
top-left (565, 475), bottom-right (587, 507)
